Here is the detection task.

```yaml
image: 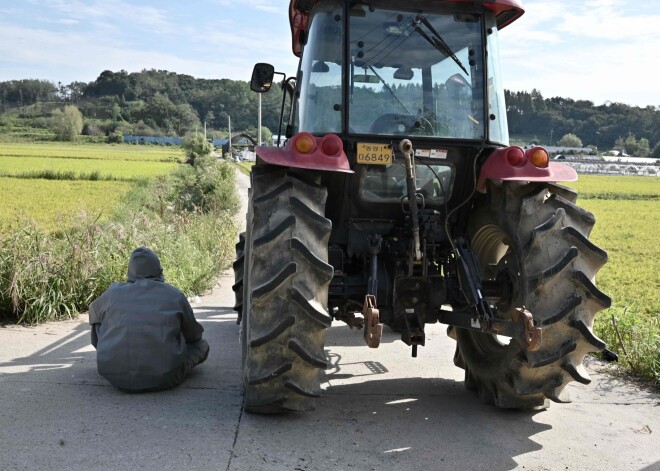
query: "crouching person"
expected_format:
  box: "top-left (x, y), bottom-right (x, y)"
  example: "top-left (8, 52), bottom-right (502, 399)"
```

top-left (89, 247), bottom-right (209, 392)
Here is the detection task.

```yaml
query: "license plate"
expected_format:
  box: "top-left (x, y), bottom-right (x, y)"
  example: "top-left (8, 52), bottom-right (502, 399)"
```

top-left (357, 143), bottom-right (393, 165)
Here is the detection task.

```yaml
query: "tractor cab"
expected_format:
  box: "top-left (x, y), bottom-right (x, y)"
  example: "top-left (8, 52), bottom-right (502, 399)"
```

top-left (294, 1), bottom-right (510, 144)
top-left (251, 0), bottom-right (523, 208)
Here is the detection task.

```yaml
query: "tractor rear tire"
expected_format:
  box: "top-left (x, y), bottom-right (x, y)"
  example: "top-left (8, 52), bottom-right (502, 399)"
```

top-left (232, 232), bottom-right (245, 323)
top-left (241, 165), bottom-right (333, 413)
top-left (450, 181), bottom-right (610, 409)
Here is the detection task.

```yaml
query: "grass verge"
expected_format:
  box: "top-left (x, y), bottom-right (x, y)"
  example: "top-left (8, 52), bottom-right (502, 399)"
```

top-left (233, 161), bottom-right (254, 175)
top-left (0, 157), bottom-right (239, 324)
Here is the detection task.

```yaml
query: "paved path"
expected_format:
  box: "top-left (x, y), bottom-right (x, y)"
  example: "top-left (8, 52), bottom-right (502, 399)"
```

top-left (0, 171), bottom-right (657, 471)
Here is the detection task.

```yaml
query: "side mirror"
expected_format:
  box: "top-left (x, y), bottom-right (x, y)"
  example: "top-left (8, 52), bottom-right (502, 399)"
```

top-left (251, 63), bottom-right (275, 93)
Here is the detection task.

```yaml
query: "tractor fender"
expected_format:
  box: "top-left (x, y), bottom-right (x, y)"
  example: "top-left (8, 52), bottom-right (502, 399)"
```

top-left (255, 133), bottom-right (353, 173)
top-left (477, 146), bottom-right (577, 192)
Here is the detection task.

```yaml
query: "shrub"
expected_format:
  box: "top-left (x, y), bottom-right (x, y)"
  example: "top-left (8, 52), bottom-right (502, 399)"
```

top-left (182, 133), bottom-right (213, 165)
top-left (108, 130), bottom-right (124, 144)
top-left (170, 157), bottom-right (239, 214)
top-left (52, 105), bottom-right (84, 141)
top-left (82, 123), bottom-right (103, 136)
top-left (558, 133), bottom-right (582, 147)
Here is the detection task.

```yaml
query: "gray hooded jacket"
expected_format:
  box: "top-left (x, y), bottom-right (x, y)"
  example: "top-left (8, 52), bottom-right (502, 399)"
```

top-left (89, 247), bottom-right (203, 391)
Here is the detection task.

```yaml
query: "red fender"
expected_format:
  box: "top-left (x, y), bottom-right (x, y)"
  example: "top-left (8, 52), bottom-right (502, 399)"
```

top-left (477, 146), bottom-right (577, 192)
top-left (256, 132), bottom-right (353, 173)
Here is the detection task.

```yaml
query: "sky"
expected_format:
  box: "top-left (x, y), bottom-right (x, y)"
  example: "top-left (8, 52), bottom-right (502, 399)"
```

top-left (0, 0), bottom-right (658, 108)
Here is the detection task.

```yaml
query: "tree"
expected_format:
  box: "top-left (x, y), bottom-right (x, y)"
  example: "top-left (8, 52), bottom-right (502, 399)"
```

top-left (558, 133), bottom-right (582, 147)
top-left (111, 102), bottom-right (122, 122)
top-left (182, 133), bottom-right (213, 165)
top-left (260, 126), bottom-right (273, 146)
top-left (651, 142), bottom-right (660, 159)
top-left (530, 88), bottom-right (546, 112)
top-left (620, 133), bottom-right (650, 157)
top-left (637, 137), bottom-right (650, 157)
top-left (174, 103), bottom-right (201, 135)
top-left (52, 105), bottom-right (83, 141)
top-left (141, 93), bottom-right (177, 130)
top-left (246, 126), bottom-right (273, 146)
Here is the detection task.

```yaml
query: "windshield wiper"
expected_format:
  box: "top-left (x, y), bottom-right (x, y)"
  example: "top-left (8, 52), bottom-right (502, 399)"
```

top-left (413, 15), bottom-right (468, 76)
top-left (367, 65), bottom-right (412, 114)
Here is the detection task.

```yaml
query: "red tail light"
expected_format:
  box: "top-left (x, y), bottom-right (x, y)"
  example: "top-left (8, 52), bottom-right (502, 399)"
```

top-left (506, 146), bottom-right (526, 167)
top-left (320, 135), bottom-right (342, 156)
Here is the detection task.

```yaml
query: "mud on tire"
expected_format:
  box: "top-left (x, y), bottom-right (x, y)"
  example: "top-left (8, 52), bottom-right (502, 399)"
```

top-left (240, 165), bottom-right (333, 413)
top-left (450, 181), bottom-right (611, 409)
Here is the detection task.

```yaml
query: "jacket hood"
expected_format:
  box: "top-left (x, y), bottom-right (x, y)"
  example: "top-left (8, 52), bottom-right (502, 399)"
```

top-left (127, 247), bottom-right (164, 282)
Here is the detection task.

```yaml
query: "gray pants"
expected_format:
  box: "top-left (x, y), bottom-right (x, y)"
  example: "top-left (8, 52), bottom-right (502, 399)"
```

top-left (127, 339), bottom-right (210, 393)
top-left (167, 338), bottom-right (210, 390)
top-left (182, 339), bottom-right (210, 377)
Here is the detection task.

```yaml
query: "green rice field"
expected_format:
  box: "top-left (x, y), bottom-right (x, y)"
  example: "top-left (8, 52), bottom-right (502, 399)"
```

top-left (0, 177), bottom-right (132, 232)
top-left (567, 174), bottom-right (660, 200)
top-left (566, 175), bottom-right (659, 383)
top-left (0, 155), bottom-right (178, 180)
top-left (0, 142), bottom-right (184, 162)
top-left (0, 142), bottom-right (185, 231)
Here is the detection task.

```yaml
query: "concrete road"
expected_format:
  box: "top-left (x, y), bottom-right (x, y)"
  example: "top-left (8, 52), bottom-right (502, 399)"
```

top-left (0, 171), bottom-right (657, 471)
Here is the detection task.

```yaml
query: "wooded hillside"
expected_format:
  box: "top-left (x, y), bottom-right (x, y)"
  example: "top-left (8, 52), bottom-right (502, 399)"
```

top-left (1, 70), bottom-right (658, 155)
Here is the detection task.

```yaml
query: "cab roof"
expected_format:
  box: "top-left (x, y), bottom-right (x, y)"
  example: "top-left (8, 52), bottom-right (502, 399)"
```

top-left (289, 0), bottom-right (525, 57)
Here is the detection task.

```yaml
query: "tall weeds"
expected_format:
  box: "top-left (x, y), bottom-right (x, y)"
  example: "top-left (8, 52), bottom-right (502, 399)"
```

top-left (0, 159), bottom-right (238, 324)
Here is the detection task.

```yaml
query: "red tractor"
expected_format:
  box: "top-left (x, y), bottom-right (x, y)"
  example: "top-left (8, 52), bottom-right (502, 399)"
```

top-left (234, 0), bottom-right (613, 413)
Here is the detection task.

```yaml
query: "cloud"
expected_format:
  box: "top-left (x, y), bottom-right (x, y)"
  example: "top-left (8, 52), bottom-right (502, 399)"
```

top-left (55, 18), bottom-right (79, 25)
top-left (26, 0), bottom-right (172, 31)
top-left (0, 16), bottom-right (298, 86)
top-left (3, 0), bottom-right (656, 107)
top-left (499, 0), bottom-right (660, 106)
top-left (556, 1), bottom-right (660, 41)
top-left (0, 21), bottom-right (208, 82)
top-left (213, 0), bottom-right (287, 12)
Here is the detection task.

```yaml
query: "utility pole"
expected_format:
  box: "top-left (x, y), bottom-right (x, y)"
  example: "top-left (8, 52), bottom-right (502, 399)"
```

top-left (258, 93), bottom-right (262, 146)
top-left (549, 128), bottom-right (554, 146)
top-left (228, 115), bottom-right (232, 155)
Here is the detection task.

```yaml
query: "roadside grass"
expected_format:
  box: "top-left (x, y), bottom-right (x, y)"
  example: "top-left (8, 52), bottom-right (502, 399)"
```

top-left (234, 161), bottom-right (255, 175)
top-left (0, 143), bottom-right (239, 324)
top-left (0, 162), bottom-right (239, 325)
top-left (0, 206), bottom-right (237, 324)
top-left (567, 175), bottom-right (659, 385)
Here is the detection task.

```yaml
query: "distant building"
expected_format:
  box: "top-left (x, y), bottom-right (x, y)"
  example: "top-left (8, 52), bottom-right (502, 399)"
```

top-left (124, 135), bottom-right (182, 145)
top-left (272, 135), bottom-right (287, 147)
